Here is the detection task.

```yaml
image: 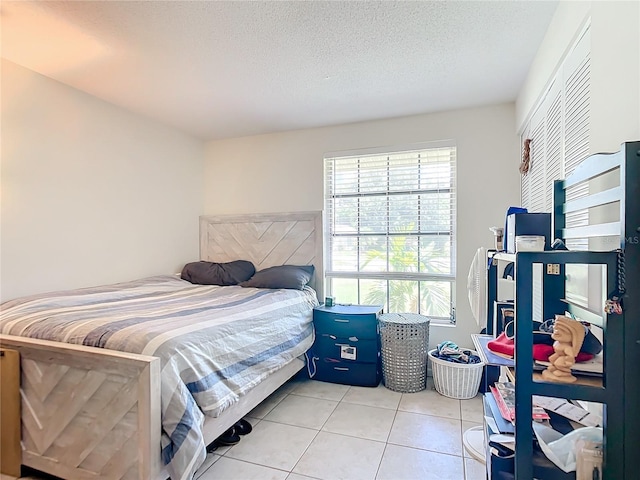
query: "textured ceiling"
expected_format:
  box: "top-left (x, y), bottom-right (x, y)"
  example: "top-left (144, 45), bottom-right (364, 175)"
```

top-left (1, 1), bottom-right (558, 141)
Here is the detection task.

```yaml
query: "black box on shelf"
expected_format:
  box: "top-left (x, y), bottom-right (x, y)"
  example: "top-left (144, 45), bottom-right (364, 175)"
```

top-left (506, 213), bottom-right (552, 253)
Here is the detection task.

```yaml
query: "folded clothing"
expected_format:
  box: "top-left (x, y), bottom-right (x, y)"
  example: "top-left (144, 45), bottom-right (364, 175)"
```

top-left (487, 332), bottom-right (514, 358)
top-left (488, 333), bottom-right (596, 362)
top-left (538, 318), bottom-right (603, 355)
top-left (488, 318), bottom-right (602, 359)
top-left (434, 341), bottom-right (482, 364)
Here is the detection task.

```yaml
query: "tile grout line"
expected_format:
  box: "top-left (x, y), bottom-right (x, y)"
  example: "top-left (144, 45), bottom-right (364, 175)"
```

top-left (459, 399), bottom-right (469, 480)
top-left (205, 380), bottom-right (486, 479)
top-left (286, 386), bottom-right (344, 478)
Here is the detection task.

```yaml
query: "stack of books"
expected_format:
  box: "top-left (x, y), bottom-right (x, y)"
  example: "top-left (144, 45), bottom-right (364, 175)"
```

top-left (490, 381), bottom-right (550, 424)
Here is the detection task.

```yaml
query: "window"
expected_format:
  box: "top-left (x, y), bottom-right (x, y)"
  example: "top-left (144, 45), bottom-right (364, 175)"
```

top-left (324, 143), bottom-right (456, 323)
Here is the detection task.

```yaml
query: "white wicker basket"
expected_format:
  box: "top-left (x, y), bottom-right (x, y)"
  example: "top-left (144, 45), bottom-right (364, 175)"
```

top-left (428, 349), bottom-right (484, 399)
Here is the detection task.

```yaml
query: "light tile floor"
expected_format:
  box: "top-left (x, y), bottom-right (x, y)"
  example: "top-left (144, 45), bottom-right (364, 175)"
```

top-left (194, 374), bottom-right (486, 480)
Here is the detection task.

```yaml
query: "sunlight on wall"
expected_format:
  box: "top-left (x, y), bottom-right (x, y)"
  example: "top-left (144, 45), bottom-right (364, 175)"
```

top-left (1, 2), bottom-right (110, 75)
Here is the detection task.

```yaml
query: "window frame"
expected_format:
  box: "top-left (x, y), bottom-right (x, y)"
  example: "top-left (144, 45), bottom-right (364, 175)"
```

top-left (323, 141), bottom-right (457, 324)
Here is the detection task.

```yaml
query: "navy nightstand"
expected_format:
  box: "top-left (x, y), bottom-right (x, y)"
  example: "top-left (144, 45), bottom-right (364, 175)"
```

top-left (310, 304), bottom-right (383, 387)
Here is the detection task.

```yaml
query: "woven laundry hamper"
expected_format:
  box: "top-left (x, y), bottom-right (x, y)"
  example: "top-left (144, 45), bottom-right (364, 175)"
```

top-left (379, 313), bottom-right (430, 393)
top-left (428, 349), bottom-right (484, 399)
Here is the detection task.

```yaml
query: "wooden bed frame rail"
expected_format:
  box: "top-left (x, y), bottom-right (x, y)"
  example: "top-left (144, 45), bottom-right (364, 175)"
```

top-left (0, 335), bottom-right (162, 480)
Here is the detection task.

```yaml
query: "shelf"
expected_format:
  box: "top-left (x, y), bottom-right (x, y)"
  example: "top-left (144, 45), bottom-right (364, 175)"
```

top-left (531, 449), bottom-right (575, 480)
top-left (483, 393), bottom-right (576, 480)
top-left (492, 252), bottom-right (516, 262)
top-left (513, 250), bottom-right (620, 479)
top-left (530, 378), bottom-right (605, 403)
top-left (471, 334), bottom-right (601, 400)
top-left (507, 368), bottom-right (604, 401)
top-left (471, 334), bottom-right (514, 367)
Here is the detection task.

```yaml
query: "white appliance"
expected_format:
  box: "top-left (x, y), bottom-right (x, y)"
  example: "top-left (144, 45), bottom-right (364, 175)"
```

top-left (467, 247), bottom-right (488, 330)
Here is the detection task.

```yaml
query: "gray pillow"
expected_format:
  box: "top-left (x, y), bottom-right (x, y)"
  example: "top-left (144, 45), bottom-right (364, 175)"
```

top-left (181, 260), bottom-right (255, 286)
top-left (240, 265), bottom-right (315, 290)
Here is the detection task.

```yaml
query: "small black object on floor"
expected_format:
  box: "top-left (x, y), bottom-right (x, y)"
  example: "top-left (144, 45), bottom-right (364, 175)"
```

top-left (234, 418), bottom-right (252, 435)
top-left (206, 419), bottom-right (253, 452)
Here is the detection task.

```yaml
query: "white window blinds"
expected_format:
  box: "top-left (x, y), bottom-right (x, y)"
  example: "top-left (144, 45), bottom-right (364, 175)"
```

top-left (324, 144), bottom-right (456, 323)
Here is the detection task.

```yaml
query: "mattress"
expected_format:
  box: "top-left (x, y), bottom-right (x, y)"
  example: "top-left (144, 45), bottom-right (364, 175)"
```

top-left (0, 275), bottom-right (317, 479)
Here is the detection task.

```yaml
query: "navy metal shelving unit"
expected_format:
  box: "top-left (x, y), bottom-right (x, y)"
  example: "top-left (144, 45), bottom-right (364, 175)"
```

top-left (511, 141), bottom-right (639, 479)
top-left (514, 251), bottom-right (619, 479)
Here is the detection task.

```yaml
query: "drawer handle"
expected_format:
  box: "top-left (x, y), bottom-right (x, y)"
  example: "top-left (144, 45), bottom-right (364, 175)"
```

top-left (334, 367), bottom-right (349, 371)
top-left (348, 336), bottom-right (359, 342)
top-left (334, 319), bottom-right (350, 323)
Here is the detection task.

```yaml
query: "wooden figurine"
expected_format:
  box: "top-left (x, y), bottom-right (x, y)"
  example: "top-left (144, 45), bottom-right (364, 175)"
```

top-left (541, 315), bottom-right (586, 383)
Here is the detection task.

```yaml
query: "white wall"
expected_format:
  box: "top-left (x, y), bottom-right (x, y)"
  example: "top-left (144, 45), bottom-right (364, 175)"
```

top-left (589, 1), bottom-right (640, 151)
top-left (515, 0), bottom-right (640, 299)
top-left (204, 104), bottom-right (521, 348)
top-left (1, 60), bottom-right (204, 301)
top-left (517, 1), bottom-right (640, 149)
top-left (516, 1), bottom-right (591, 131)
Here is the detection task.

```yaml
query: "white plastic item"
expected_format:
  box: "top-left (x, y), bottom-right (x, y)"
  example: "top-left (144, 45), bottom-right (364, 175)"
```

top-left (515, 235), bottom-right (545, 252)
top-left (428, 349), bottom-right (484, 399)
top-left (467, 247), bottom-right (487, 329)
top-left (463, 426), bottom-right (486, 464)
top-left (532, 423), bottom-right (603, 473)
top-left (489, 227), bottom-right (504, 250)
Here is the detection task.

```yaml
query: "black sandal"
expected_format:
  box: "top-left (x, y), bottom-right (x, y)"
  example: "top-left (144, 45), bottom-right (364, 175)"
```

top-left (234, 419), bottom-right (253, 435)
top-left (214, 427), bottom-right (241, 446)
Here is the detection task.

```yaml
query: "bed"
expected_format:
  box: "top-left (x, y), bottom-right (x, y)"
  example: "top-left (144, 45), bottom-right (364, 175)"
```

top-left (0, 211), bottom-right (324, 480)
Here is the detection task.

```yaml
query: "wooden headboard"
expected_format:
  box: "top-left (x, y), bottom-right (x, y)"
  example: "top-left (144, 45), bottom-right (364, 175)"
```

top-left (199, 211), bottom-right (324, 300)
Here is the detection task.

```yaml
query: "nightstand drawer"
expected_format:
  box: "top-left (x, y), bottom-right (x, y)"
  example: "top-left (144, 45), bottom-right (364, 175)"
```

top-left (314, 334), bottom-right (378, 363)
top-left (314, 360), bottom-right (380, 387)
top-left (313, 305), bottom-right (382, 339)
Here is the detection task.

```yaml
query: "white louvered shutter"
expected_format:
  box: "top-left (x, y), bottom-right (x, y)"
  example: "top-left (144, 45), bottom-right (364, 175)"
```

top-left (545, 85), bottom-right (563, 213)
top-left (521, 26), bottom-right (590, 227)
top-left (529, 120), bottom-right (547, 212)
top-left (563, 32), bottom-right (591, 250)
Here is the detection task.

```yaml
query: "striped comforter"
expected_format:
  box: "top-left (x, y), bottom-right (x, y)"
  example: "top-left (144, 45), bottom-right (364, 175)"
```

top-left (0, 275), bottom-right (317, 479)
